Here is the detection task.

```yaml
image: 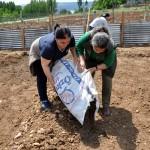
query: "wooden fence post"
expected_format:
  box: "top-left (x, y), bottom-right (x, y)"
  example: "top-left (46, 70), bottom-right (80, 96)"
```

top-left (120, 12), bottom-right (125, 47)
top-left (86, 8), bottom-right (91, 32)
top-left (21, 28), bottom-right (25, 49)
top-left (83, 22), bottom-right (86, 33)
top-left (48, 15), bottom-right (53, 32)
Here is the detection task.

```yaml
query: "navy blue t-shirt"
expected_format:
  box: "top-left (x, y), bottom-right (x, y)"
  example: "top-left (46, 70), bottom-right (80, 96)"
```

top-left (39, 32), bottom-right (75, 61)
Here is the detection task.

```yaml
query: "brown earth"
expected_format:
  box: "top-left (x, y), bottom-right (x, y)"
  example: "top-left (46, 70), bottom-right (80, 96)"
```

top-left (0, 47), bottom-right (150, 150)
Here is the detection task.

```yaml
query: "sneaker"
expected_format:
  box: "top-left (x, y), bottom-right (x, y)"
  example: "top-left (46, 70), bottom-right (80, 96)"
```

top-left (101, 107), bottom-right (111, 116)
top-left (40, 100), bottom-right (52, 111)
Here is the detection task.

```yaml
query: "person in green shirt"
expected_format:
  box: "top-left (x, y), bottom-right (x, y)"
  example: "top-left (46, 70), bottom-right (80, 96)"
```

top-left (76, 27), bottom-right (117, 116)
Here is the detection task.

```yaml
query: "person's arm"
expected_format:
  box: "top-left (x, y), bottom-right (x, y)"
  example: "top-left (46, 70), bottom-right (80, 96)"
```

top-left (88, 64), bottom-right (107, 73)
top-left (41, 57), bottom-right (55, 90)
top-left (88, 49), bottom-right (116, 73)
top-left (68, 36), bottom-right (79, 66)
top-left (78, 55), bottom-right (86, 71)
top-left (76, 32), bottom-right (90, 70)
top-left (76, 32), bottom-right (90, 56)
top-left (103, 19), bottom-right (109, 29)
top-left (96, 49), bottom-right (116, 71)
top-left (70, 47), bottom-right (78, 66)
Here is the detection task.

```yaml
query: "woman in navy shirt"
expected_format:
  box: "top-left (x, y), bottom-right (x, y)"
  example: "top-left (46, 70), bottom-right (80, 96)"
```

top-left (29, 25), bottom-right (78, 110)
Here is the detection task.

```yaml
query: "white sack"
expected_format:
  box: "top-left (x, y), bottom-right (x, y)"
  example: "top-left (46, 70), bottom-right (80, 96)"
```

top-left (51, 58), bottom-right (99, 125)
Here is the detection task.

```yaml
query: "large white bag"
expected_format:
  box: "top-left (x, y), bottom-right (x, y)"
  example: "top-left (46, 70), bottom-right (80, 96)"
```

top-left (51, 58), bottom-right (99, 125)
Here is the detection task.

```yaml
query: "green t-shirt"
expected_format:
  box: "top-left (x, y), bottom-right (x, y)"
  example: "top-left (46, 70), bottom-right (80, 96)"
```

top-left (76, 32), bottom-right (116, 68)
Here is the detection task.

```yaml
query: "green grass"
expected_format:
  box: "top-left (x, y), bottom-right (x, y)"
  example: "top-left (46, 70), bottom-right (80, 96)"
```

top-left (91, 5), bottom-right (150, 14)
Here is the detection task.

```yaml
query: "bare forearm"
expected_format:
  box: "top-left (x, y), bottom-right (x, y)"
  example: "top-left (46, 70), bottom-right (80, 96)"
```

top-left (70, 47), bottom-right (78, 65)
top-left (88, 63), bottom-right (107, 74)
top-left (40, 57), bottom-right (55, 91)
top-left (96, 63), bottom-right (107, 70)
top-left (42, 65), bottom-right (54, 86)
top-left (79, 55), bottom-right (85, 62)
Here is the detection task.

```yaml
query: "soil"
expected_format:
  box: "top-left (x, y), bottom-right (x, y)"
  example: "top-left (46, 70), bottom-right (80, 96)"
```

top-left (0, 47), bottom-right (150, 150)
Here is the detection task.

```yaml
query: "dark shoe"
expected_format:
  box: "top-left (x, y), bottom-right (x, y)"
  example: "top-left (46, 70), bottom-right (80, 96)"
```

top-left (40, 100), bottom-right (52, 111)
top-left (101, 107), bottom-right (111, 116)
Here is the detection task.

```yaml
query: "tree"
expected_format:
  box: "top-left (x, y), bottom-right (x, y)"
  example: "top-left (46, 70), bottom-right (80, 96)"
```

top-left (47, 0), bottom-right (57, 14)
top-left (77, 0), bottom-right (83, 10)
top-left (22, 0), bottom-right (57, 18)
top-left (92, 0), bottom-right (126, 10)
top-left (85, 0), bottom-right (88, 10)
top-left (0, 1), bottom-right (21, 20)
top-left (85, 0), bottom-right (88, 6)
top-left (60, 9), bottom-right (71, 15)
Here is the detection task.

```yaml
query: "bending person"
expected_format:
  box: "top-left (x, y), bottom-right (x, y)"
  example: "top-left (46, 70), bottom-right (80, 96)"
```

top-left (76, 27), bottom-right (117, 116)
top-left (29, 24), bottom-right (78, 111)
top-left (89, 13), bottom-right (111, 34)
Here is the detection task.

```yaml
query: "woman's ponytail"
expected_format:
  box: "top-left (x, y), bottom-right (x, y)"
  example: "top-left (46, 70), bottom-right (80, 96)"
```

top-left (54, 24), bottom-right (60, 32)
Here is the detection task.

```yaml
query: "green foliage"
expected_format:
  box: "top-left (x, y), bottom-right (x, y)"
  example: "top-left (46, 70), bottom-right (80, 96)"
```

top-left (77, 0), bottom-right (83, 9)
top-left (22, 0), bottom-right (57, 18)
top-left (74, 8), bottom-right (83, 13)
top-left (0, 1), bottom-right (21, 19)
top-left (0, 0), bottom-right (57, 22)
top-left (47, 0), bottom-right (57, 14)
top-left (77, 0), bottom-right (89, 12)
top-left (85, 0), bottom-right (88, 6)
top-left (59, 9), bottom-right (71, 15)
top-left (92, 0), bottom-right (126, 10)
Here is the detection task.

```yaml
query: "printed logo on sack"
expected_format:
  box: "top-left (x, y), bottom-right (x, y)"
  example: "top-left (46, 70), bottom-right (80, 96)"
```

top-left (59, 88), bottom-right (75, 104)
top-left (60, 59), bottom-right (81, 84)
top-left (55, 73), bottom-right (71, 91)
top-left (54, 72), bottom-right (75, 105)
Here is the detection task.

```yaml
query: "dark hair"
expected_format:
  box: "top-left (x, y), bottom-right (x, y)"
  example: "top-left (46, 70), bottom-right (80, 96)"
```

top-left (54, 23), bottom-right (60, 31)
top-left (54, 24), bottom-right (71, 39)
top-left (102, 13), bottom-right (110, 18)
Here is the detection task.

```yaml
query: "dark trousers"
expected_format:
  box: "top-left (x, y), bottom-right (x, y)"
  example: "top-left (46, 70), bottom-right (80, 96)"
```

top-left (101, 73), bottom-right (112, 108)
top-left (86, 57), bottom-right (117, 108)
top-left (31, 60), bottom-right (48, 101)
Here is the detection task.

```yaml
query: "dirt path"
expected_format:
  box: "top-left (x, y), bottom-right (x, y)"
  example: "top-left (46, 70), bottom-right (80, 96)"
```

top-left (0, 47), bottom-right (150, 150)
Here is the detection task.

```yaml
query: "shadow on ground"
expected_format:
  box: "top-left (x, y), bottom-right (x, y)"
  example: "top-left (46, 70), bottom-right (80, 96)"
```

top-left (51, 97), bottom-right (139, 150)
